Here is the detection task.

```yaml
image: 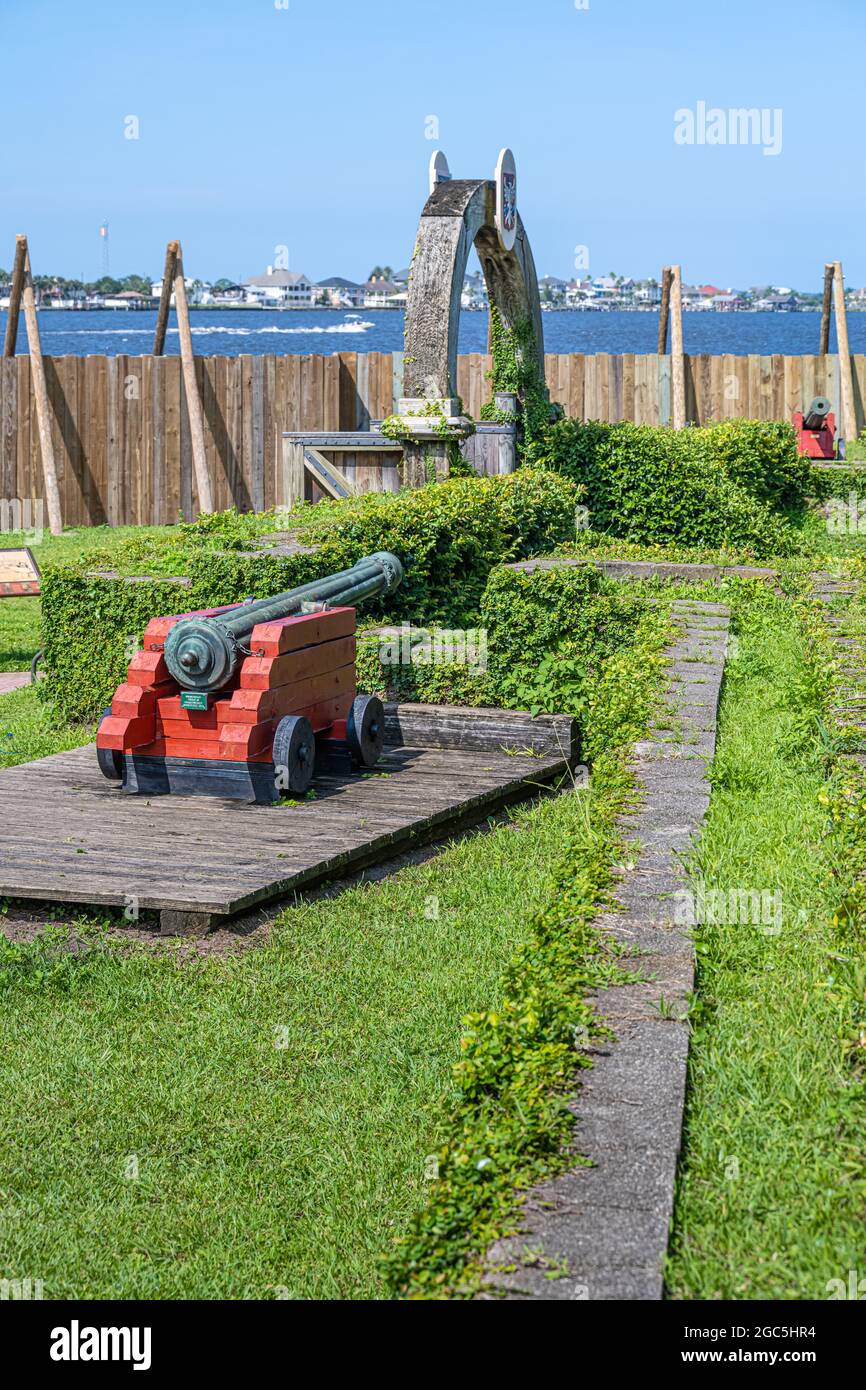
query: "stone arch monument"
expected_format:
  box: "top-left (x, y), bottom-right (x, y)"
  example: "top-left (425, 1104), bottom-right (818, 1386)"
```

top-left (396, 150), bottom-right (546, 481)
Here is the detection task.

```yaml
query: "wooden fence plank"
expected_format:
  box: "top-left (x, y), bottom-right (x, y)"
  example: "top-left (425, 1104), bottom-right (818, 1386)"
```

top-left (2, 350), bottom-right (857, 526)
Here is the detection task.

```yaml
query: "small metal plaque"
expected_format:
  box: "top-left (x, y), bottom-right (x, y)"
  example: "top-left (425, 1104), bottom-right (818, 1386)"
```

top-left (180, 691), bottom-right (209, 711)
top-left (0, 547), bottom-right (41, 598)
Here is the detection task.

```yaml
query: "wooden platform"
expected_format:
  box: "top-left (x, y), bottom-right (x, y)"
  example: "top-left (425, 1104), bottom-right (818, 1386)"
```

top-left (0, 704), bottom-right (576, 935)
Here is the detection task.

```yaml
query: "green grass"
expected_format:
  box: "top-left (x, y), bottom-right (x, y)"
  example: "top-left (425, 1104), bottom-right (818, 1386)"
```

top-left (0, 786), bottom-right (602, 1300)
top-left (0, 598), bottom-right (40, 672)
top-left (666, 587), bottom-right (866, 1298)
top-left (0, 524), bottom-right (177, 671)
top-left (0, 684), bottom-right (93, 769)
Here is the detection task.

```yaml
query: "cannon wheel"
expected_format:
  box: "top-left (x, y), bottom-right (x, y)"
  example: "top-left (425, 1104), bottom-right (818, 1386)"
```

top-left (96, 707), bottom-right (123, 781)
top-left (347, 694), bottom-right (385, 769)
top-left (273, 714), bottom-right (315, 795)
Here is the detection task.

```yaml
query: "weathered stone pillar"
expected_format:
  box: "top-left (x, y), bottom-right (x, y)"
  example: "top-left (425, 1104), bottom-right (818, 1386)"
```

top-left (394, 396), bottom-right (474, 489)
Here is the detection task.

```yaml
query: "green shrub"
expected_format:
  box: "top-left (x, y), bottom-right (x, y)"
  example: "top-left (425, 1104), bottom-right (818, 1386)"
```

top-left (540, 418), bottom-right (801, 555)
top-left (807, 465), bottom-right (866, 503)
top-left (692, 419), bottom-right (811, 510)
top-left (481, 562), bottom-right (639, 697)
top-left (41, 472), bottom-right (578, 723)
top-left (356, 563), bottom-right (656, 737)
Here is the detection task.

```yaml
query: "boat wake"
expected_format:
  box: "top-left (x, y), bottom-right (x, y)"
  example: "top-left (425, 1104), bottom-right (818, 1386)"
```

top-left (43, 320), bottom-right (376, 338)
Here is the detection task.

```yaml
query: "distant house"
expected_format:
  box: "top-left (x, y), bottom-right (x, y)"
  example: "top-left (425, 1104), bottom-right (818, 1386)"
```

top-left (591, 276), bottom-right (619, 298)
top-left (315, 276), bottom-right (366, 308)
top-left (201, 283), bottom-right (246, 305)
top-left (461, 270), bottom-right (488, 310)
top-left (392, 268), bottom-right (412, 286)
top-left (363, 279), bottom-right (405, 308)
top-left (711, 293), bottom-right (744, 311)
top-left (698, 284), bottom-right (725, 299)
top-left (634, 284), bottom-right (662, 305)
top-left (539, 275), bottom-right (568, 300)
top-left (102, 289), bottom-right (150, 309)
top-left (566, 278), bottom-right (595, 307)
top-left (243, 268), bottom-right (313, 306)
top-left (764, 292), bottom-right (799, 311)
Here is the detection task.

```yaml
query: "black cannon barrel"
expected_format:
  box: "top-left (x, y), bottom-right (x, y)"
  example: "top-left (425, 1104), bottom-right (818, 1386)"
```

top-left (804, 396), bottom-right (831, 429)
top-left (163, 551), bottom-right (403, 692)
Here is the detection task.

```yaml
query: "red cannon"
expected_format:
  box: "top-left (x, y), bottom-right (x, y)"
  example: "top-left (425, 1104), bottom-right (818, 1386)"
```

top-left (793, 397), bottom-right (836, 460)
top-left (96, 552), bottom-right (403, 803)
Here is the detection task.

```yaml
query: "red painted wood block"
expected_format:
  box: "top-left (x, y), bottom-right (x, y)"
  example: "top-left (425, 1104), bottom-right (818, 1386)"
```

top-left (111, 683), bottom-right (163, 719)
top-left (216, 720), bottom-right (279, 758)
top-left (126, 650), bottom-right (171, 686)
top-left (250, 606), bottom-right (355, 657)
top-left (156, 693), bottom-right (214, 723)
top-left (218, 664), bottom-right (355, 725)
top-left (239, 635), bottom-right (356, 691)
top-left (148, 735), bottom-right (273, 762)
top-left (159, 713), bottom-right (279, 751)
top-left (159, 718), bottom-right (222, 740)
top-left (97, 713), bottom-right (157, 752)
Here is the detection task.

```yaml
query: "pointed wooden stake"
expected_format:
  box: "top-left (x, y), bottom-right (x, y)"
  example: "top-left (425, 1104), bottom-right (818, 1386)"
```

top-left (670, 264), bottom-right (686, 429)
top-left (173, 245), bottom-right (214, 513)
top-left (19, 244), bottom-right (62, 534)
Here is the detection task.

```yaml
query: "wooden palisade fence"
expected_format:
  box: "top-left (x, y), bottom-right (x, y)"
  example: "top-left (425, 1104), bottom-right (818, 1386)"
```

top-left (2, 350), bottom-right (866, 528)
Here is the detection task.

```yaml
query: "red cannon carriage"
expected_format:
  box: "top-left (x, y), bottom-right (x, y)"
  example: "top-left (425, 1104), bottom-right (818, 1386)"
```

top-left (96, 552), bottom-right (403, 803)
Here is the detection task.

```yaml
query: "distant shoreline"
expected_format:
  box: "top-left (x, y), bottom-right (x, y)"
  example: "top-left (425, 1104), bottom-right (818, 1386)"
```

top-left (27, 303), bottom-right (860, 315)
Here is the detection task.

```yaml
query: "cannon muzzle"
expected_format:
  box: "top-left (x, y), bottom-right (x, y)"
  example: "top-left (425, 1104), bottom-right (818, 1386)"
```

top-left (804, 397), bottom-right (831, 430)
top-left (164, 550), bottom-right (403, 692)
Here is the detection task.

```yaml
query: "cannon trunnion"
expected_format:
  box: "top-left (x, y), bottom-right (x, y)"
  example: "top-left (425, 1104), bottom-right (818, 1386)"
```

top-left (96, 553), bottom-right (401, 803)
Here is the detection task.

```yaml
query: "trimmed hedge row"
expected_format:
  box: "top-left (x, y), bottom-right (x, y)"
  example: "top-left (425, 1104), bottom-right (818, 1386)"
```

top-left (538, 417), bottom-right (809, 554)
top-left (356, 563), bottom-right (651, 735)
top-left (40, 472), bottom-right (578, 722)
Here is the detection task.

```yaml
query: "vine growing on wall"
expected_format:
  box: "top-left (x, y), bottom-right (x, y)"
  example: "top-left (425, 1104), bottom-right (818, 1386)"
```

top-left (480, 306), bottom-right (558, 462)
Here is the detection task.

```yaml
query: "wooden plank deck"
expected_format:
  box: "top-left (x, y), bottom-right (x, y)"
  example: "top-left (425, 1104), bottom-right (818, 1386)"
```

top-left (0, 706), bottom-right (576, 933)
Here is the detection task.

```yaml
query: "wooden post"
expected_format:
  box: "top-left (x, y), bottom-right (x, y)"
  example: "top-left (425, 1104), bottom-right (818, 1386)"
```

top-left (173, 246), bottom-right (214, 513)
top-left (832, 259), bottom-right (857, 445)
top-left (819, 263), bottom-right (833, 356)
top-left (670, 264), bottom-right (686, 429)
top-left (20, 247), bottom-right (63, 535)
top-left (3, 235), bottom-right (27, 357)
top-left (153, 240), bottom-right (179, 356)
top-left (281, 437), bottom-right (305, 506)
top-left (657, 266), bottom-right (672, 354)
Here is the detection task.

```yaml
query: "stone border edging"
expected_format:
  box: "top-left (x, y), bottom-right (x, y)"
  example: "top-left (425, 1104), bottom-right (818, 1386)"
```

top-left (480, 598), bottom-right (730, 1300)
top-left (509, 556), bottom-right (777, 583)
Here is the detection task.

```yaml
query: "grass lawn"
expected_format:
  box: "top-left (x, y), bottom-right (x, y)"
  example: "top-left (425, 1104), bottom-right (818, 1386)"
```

top-left (0, 782), bottom-right (604, 1300)
top-left (0, 684), bottom-right (94, 769)
top-left (0, 524), bottom-right (178, 671)
top-left (666, 586), bottom-right (866, 1298)
top-left (5, 501), bottom-right (866, 1299)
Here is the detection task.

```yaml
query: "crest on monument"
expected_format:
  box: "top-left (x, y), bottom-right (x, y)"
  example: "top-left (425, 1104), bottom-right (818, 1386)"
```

top-left (494, 148), bottom-right (517, 251)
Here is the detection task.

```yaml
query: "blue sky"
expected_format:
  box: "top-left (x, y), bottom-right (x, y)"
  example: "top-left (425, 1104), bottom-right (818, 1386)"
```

top-left (2, 0), bottom-right (863, 289)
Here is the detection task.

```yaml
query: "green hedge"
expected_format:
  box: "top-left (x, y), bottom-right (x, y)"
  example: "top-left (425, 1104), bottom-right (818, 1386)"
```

top-left (806, 464), bottom-right (866, 502)
top-left (538, 418), bottom-right (807, 555)
top-left (356, 562), bottom-right (655, 745)
top-left (690, 419), bottom-right (811, 510)
top-left (41, 472), bottom-right (578, 723)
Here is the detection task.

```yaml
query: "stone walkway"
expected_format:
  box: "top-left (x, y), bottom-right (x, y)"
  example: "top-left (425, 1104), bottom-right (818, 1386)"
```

top-left (811, 571), bottom-right (866, 751)
top-left (481, 598), bottom-right (730, 1300)
top-left (0, 672), bottom-right (30, 695)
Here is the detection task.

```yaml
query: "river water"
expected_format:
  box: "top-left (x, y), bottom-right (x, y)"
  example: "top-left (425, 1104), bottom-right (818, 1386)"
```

top-left (2, 308), bottom-right (863, 357)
